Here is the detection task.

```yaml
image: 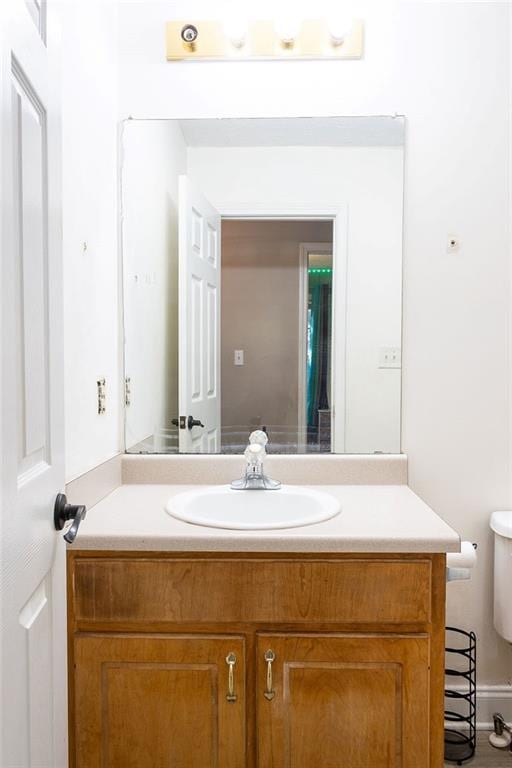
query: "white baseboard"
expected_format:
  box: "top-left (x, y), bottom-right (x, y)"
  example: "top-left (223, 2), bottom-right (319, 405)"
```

top-left (446, 685), bottom-right (512, 730)
top-left (475, 685), bottom-right (512, 730)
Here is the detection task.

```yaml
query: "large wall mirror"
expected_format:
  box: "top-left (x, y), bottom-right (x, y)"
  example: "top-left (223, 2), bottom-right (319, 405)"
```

top-left (122, 116), bottom-right (404, 455)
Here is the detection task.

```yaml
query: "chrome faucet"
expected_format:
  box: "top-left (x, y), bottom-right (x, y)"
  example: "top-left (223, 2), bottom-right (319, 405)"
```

top-left (230, 430), bottom-right (281, 490)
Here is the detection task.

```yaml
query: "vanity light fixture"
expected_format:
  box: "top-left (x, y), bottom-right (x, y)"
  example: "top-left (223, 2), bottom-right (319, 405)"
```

top-left (275, 17), bottom-right (301, 46)
top-left (166, 19), bottom-right (363, 61)
top-left (223, 17), bottom-right (249, 49)
top-left (329, 16), bottom-right (351, 46)
top-left (180, 23), bottom-right (199, 45)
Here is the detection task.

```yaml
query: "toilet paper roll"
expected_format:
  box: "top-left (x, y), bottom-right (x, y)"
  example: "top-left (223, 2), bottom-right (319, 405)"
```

top-left (446, 541), bottom-right (477, 570)
top-left (446, 567), bottom-right (471, 582)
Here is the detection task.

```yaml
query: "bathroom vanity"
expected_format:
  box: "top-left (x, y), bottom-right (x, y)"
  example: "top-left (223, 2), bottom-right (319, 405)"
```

top-left (88, 112), bottom-right (428, 762)
top-left (66, 111), bottom-right (430, 765)
top-left (66, 473), bottom-right (459, 768)
top-left (69, 550), bottom-right (444, 767)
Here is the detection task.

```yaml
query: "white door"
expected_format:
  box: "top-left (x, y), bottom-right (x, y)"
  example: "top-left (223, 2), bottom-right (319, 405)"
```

top-left (178, 176), bottom-right (221, 452)
top-left (1, 1), bottom-right (67, 766)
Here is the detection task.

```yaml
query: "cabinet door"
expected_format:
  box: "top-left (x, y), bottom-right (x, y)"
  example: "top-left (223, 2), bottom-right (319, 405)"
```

top-left (257, 634), bottom-right (430, 768)
top-left (74, 634), bottom-right (245, 768)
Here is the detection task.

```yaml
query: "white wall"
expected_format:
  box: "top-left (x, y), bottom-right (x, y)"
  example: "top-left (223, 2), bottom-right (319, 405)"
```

top-left (60, 0), bottom-right (120, 481)
top-left (188, 145), bottom-right (403, 453)
top-left (117, 1), bottom-right (512, 687)
top-left (123, 120), bottom-right (186, 450)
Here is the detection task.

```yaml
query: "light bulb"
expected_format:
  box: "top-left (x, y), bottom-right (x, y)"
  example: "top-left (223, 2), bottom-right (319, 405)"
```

top-left (275, 17), bottom-right (301, 45)
top-left (329, 16), bottom-right (352, 46)
top-left (224, 17), bottom-right (249, 48)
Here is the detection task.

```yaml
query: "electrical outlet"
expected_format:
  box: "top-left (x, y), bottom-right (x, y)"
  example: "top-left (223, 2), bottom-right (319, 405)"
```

top-left (378, 347), bottom-right (401, 369)
top-left (97, 378), bottom-right (106, 414)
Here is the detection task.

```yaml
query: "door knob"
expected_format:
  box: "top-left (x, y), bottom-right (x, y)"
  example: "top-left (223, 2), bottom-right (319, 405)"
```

top-left (187, 416), bottom-right (205, 430)
top-left (54, 493), bottom-right (87, 544)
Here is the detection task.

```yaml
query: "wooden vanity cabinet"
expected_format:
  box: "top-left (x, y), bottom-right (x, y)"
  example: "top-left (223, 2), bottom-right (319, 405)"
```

top-left (256, 633), bottom-right (430, 768)
top-left (73, 634), bottom-right (246, 768)
top-left (67, 552), bottom-right (446, 768)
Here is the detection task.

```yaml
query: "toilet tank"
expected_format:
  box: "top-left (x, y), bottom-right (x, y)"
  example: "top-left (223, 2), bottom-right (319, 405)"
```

top-left (491, 511), bottom-right (512, 643)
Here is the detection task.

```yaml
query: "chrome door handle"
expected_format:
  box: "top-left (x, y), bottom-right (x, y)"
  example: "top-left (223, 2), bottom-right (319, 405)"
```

top-left (264, 649), bottom-right (275, 700)
top-left (226, 652), bottom-right (237, 703)
top-left (54, 493), bottom-right (86, 544)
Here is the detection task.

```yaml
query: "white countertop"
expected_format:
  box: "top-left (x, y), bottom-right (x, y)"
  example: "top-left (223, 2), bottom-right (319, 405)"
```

top-left (72, 483), bottom-right (460, 553)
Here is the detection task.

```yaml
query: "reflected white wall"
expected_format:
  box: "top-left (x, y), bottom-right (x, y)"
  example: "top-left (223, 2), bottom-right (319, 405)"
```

top-left (188, 145), bottom-right (403, 453)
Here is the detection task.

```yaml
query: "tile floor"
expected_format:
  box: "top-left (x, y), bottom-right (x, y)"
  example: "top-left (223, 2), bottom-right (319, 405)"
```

top-left (445, 733), bottom-right (512, 767)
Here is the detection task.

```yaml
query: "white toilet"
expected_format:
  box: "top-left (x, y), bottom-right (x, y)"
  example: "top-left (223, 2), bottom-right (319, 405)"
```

top-left (489, 512), bottom-right (512, 748)
top-left (491, 511), bottom-right (512, 643)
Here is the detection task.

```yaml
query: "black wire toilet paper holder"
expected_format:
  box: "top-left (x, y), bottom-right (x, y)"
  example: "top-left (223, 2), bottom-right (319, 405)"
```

top-left (444, 626), bottom-right (476, 764)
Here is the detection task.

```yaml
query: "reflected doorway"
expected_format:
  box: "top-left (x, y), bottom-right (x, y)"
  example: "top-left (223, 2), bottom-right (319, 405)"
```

top-left (220, 219), bottom-right (334, 453)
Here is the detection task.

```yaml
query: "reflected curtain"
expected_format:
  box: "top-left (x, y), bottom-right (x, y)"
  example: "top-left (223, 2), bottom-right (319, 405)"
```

top-left (307, 283), bottom-right (331, 429)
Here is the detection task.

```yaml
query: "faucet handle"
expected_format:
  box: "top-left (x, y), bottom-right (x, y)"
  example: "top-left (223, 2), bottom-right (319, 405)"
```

top-left (231, 435), bottom-right (280, 490)
top-left (249, 429), bottom-right (268, 447)
top-left (245, 443), bottom-right (265, 468)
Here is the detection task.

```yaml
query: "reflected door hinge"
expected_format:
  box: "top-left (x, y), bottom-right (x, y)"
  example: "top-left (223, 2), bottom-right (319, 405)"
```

top-left (125, 377), bottom-right (131, 407)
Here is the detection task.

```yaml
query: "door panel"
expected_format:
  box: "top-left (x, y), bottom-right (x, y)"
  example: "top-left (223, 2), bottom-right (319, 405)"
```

top-left (74, 634), bottom-right (246, 768)
top-left (1, 2), bottom-right (66, 766)
top-left (257, 634), bottom-right (430, 768)
top-left (178, 176), bottom-right (221, 452)
top-left (12, 58), bottom-right (50, 480)
top-left (18, 576), bottom-right (54, 765)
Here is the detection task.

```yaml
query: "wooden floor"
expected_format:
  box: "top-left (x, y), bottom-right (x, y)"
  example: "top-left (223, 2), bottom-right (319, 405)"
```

top-left (445, 733), bottom-right (512, 767)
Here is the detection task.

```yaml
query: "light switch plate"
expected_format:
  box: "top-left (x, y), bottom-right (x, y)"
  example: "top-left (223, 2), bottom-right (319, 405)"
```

top-left (234, 350), bottom-right (244, 366)
top-left (378, 347), bottom-right (401, 369)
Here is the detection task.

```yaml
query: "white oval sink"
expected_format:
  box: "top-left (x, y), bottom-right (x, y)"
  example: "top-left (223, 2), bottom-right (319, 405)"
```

top-left (165, 485), bottom-right (340, 530)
